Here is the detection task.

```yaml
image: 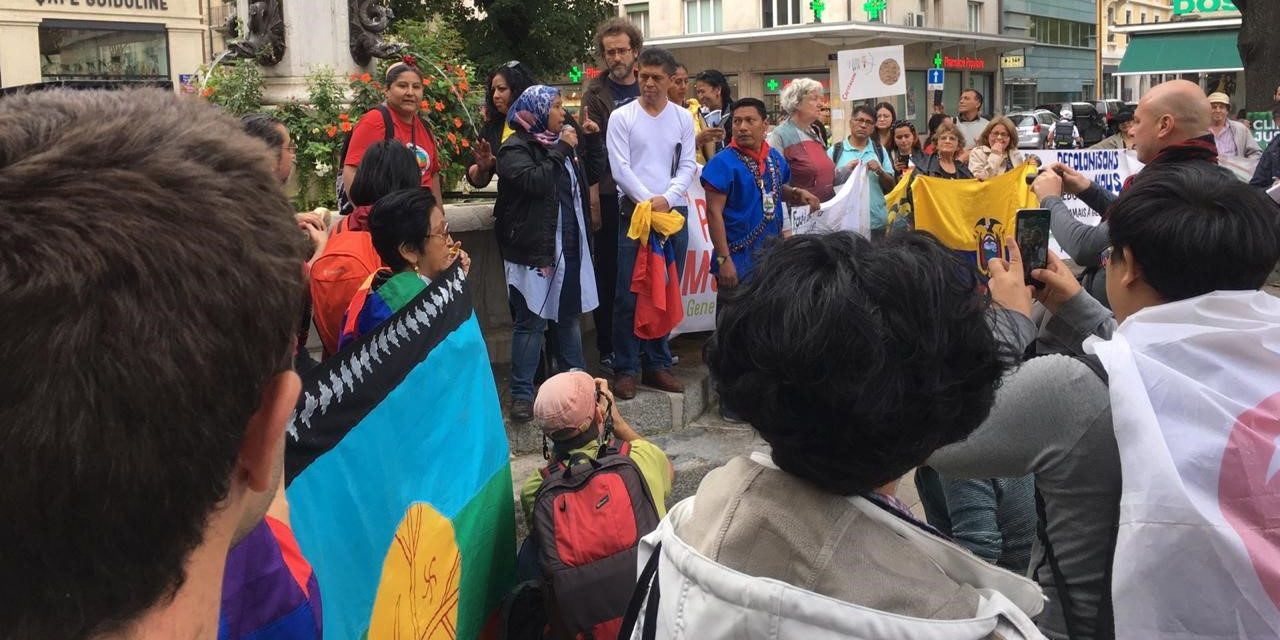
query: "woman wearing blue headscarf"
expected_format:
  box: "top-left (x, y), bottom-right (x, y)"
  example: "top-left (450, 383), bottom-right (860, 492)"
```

top-left (494, 85), bottom-right (601, 421)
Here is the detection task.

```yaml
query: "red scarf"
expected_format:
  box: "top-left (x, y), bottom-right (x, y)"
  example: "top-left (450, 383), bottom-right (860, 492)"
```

top-left (1106, 134), bottom-right (1218, 219)
top-left (729, 138), bottom-right (772, 175)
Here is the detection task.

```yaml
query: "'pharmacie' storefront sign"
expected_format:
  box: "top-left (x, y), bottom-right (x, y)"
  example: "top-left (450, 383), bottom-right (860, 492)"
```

top-left (34, 0), bottom-right (170, 8)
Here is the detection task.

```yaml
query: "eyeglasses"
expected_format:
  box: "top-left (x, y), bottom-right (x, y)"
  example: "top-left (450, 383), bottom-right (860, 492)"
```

top-left (989, 131), bottom-right (1011, 138)
top-left (603, 47), bottom-right (633, 58)
top-left (283, 144), bottom-right (297, 153)
top-left (853, 117), bottom-right (875, 126)
top-left (427, 221), bottom-right (450, 241)
top-left (1101, 246), bottom-right (1114, 267)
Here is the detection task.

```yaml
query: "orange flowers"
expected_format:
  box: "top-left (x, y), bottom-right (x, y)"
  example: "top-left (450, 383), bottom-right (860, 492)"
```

top-left (420, 100), bottom-right (431, 111)
top-left (340, 121), bottom-right (353, 133)
top-left (447, 132), bottom-right (457, 144)
top-left (458, 80), bottom-right (470, 92)
top-left (349, 72), bottom-right (360, 81)
top-left (200, 86), bottom-right (214, 98)
top-left (461, 139), bottom-right (470, 149)
top-left (339, 113), bottom-right (350, 122)
top-left (434, 101), bottom-right (446, 112)
top-left (453, 117), bottom-right (463, 129)
top-left (360, 72), bottom-right (372, 83)
top-left (425, 76), bottom-right (435, 86)
top-left (325, 125), bottom-right (338, 138)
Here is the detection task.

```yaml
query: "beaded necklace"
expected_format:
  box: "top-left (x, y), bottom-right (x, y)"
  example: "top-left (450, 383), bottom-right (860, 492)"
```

top-left (731, 146), bottom-right (782, 222)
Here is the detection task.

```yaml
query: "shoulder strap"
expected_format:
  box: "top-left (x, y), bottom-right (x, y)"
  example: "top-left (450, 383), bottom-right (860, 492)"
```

top-left (619, 541), bottom-right (663, 640)
top-left (1033, 486), bottom-right (1083, 639)
top-left (832, 142), bottom-right (844, 167)
top-left (377, 104), bottom-right (395, 141)
top-left (1073, 354), bottom-right (1108, 383)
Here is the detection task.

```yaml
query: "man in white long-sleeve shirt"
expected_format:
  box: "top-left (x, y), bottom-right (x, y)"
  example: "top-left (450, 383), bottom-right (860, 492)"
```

top-left (606, 46), bottom-right (698, 399)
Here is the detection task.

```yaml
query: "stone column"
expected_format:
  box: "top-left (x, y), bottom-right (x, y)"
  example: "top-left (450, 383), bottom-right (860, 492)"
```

top-left (233, 0), bottom-right (368, 104)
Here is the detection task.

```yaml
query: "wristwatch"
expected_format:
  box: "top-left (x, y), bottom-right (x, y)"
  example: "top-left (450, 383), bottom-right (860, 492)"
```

top-left (716, 254), bottom-right (729, 266)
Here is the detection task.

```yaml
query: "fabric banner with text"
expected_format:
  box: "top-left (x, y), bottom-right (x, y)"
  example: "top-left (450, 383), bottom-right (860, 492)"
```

top-left (1025, 149), bottom-right (1142, 257)
top-left (671, 165), bottom-right (872, 336)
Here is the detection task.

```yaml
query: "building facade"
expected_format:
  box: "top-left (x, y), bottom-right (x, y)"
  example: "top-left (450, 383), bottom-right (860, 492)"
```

top-left (1113, 1), bottom-right (1244, 106)
top-left (1100, 0), bottom-right (1172, 100)
top-left (618, 0), bottom-right (1033, 137)
top-left (999, 0), bottom-right (1098, 110)
top-left (0, 0), bottom-right (206, 90)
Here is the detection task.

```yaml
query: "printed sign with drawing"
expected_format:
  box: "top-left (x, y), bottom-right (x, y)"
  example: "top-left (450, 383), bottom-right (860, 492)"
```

top-left (838, 45), bottom-right (906, 102)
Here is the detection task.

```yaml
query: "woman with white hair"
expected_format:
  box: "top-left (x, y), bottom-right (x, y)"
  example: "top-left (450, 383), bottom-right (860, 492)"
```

top-left (766, 78), bottom-right (836, 201)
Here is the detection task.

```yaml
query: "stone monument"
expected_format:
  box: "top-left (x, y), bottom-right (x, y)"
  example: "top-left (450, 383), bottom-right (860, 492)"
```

top-left (222, 0), bottom-right (403, 103)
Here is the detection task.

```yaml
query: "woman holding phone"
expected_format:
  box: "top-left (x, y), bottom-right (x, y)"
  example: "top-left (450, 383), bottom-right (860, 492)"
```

top-left (693, 69), bottom-right (732, 163)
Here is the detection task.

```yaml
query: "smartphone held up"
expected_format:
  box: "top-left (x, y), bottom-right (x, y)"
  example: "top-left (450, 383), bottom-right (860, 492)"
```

top-left (1015, 208), bottom-right (1051, 289)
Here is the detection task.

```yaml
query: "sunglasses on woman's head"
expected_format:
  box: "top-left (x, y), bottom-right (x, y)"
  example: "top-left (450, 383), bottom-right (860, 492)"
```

top-left (892, 120), bottom-right (916, 131)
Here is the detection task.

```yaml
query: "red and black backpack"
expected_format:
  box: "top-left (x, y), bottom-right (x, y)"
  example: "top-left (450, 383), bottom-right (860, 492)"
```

top-left (531, 437), bottom-right (661, 640)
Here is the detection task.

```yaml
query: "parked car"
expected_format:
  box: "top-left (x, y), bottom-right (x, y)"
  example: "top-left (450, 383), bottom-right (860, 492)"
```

top-left (1095, 99), bottom-right (1127, 135)
top-left (1039, 102), bottom-right (1108, 147)
top-left (1010, 110), bottom-right (1057, 149)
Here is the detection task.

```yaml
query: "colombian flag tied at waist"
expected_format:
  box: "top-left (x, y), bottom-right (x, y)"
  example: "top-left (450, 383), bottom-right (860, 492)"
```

top-left (886, 165), bottom-right (1039, 277)
top-left (285, 262), bottom-right (516, 639)
top-left (627, 199), bottom-right (685, 339)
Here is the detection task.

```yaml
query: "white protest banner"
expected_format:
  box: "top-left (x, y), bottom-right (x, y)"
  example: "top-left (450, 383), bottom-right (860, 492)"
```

top-left (671, 166), bottom-right (718, 337)
top-left (790, 164), bottom-right (870, 238)
top-left (1025, 149), bottom-right (1142, 258)
top-left (838, 45), bottom-right (906, 102)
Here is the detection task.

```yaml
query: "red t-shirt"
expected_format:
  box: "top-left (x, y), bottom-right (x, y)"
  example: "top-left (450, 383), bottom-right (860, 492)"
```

top-left (343, 106), bottom-right (442, 188)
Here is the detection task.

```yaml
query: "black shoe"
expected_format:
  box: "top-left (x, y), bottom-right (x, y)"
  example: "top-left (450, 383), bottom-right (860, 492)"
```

top-left (511, 398), bottom-right (534, 423)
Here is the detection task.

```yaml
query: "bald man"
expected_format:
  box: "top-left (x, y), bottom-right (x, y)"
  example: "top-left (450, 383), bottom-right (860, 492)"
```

top-left (1028, 80), bottom-right (1218, 308)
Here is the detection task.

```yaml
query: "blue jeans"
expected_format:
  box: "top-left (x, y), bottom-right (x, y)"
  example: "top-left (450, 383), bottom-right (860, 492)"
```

top-left (509, 286), bottom-right (585, 401)
top-left (612, 201), bottom-right (689, 377)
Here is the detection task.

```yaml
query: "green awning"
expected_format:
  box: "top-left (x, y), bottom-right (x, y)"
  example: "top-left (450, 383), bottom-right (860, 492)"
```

top-left (1116, 30), bottom-right (1242, 76)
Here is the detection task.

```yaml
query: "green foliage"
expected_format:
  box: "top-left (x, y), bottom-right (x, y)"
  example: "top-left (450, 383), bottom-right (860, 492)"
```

top-left (274, 68), bottom-right (382, 211)
top-left (390, 0), bottom-right (613, 80)
top-left (198, 59), bottom-right (264, 117)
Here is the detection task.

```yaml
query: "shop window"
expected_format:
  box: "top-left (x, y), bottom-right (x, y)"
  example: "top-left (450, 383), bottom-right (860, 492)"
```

top-left (626, 3), bottom-right (650, 38)
top-left (762, 0), bottom-right (803, 27)
top-left (39, 22), bottom-right (169, 81)
top-left (967, 1), bottom-right (981, 32)
top-left (685, 0), bottom-right (722, 34)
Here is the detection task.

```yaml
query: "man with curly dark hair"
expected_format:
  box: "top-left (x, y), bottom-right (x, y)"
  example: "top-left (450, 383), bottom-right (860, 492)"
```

top-left (625, 231), bottom-right (1046, 638)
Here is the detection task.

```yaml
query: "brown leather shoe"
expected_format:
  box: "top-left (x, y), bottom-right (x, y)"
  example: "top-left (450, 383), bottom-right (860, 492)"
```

top-left (614, 374), bottom-right (638, 400)
top-left (642, 368), bottom-right (685, 393)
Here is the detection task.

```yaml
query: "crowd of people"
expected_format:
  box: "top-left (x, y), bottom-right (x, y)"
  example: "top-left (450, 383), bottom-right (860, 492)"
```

top-left (5, 11), bottom-right (1280, 640)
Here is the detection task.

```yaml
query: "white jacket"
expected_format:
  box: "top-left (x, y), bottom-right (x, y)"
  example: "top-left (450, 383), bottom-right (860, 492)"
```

top-left (627, 489), bottom-right (1047, 639)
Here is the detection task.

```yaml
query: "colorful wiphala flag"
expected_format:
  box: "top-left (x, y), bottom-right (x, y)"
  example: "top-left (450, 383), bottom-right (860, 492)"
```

top-left (285, 263), bottom-right (516, 639)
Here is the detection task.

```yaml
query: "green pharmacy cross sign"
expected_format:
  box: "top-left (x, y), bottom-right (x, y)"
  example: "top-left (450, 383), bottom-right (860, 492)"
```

top-left (766, 78), bottom-right (781, 92)
top-left (933, 51), bottom-right (944, 68)
top-left (864, 0), bottom-right (886, 21)
top-left (810, 0), bottom-right (826, 22)
top-left (568, 66), bottom-right (583, 83)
